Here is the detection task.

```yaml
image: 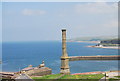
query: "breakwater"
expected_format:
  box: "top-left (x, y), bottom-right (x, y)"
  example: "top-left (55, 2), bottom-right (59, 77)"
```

top-left (69, 55), bottom-right (120, 61)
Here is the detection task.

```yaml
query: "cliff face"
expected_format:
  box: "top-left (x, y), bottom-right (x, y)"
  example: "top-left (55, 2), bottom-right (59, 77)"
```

top-left (100, 39), bottom-right (120, 44)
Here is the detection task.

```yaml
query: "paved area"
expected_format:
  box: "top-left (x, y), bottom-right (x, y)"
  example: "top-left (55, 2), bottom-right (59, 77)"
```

top-left (99, 76), bottom-right (106, 81)
top-left (15, 73), bottom-right (34, 81)
top-left (99, 71), bottom-right (120, 81)
top-left (107, 71), bottom-right (120, 79)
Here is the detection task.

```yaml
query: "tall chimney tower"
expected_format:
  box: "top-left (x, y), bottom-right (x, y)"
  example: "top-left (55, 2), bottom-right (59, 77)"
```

top-left (60, 29), bottom-right (70, 74)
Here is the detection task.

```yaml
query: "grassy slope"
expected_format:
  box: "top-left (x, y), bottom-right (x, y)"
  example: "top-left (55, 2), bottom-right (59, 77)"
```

top-left (32, 74), bottom-right (104, 81)
top-left (60, 74), bottom-right (104, 79)
top-left (32, 74), bottom-right (62, 79)
top-left (109, 76), bottom-right (120, 81)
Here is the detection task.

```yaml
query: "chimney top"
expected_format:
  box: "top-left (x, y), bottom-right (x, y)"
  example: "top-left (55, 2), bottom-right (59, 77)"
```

top-left (62, 29), bottom-right (66, 31)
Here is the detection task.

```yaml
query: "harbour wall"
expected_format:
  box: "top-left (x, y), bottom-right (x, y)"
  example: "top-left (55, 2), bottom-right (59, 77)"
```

top-left (69, 55), bottom-right (120, 61)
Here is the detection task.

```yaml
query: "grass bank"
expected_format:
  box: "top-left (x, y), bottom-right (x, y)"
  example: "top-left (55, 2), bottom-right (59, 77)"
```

top-left (32, 74), bottom-right (104, 81)
top-left (32, 74), bottom-right (62, 79)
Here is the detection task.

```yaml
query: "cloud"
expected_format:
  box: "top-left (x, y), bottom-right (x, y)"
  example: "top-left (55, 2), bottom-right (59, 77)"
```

top-left (22, 9), bottom-right (46, 16)
top-left (75, 2), bottom-right (118, 14)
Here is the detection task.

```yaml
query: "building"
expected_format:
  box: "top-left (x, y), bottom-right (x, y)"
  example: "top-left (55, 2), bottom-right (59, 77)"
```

top-left (21, 61), bottom-right (52, 76)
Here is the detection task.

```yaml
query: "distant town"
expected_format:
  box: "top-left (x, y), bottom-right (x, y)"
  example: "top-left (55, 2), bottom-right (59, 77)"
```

top-left (68, 36), bottom-right (120, 49)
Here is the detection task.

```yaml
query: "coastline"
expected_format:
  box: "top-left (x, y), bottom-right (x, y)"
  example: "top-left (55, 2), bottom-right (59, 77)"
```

top-left (68, 41), bottom-right (120, 49)
top-left (68, 41), bottom-right (100, 43)
top-left (87, 45), bottom-right (120, 49)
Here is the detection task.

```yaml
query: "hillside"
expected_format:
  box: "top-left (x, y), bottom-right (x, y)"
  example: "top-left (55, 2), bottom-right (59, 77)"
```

top-left (100, 39), bottom-right (120, 44)
top-left (68, 36), bottom-right (118, 42)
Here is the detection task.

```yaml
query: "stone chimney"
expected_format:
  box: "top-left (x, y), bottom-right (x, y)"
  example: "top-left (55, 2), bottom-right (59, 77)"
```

top-left (60, 29), bottom-right (70, 74)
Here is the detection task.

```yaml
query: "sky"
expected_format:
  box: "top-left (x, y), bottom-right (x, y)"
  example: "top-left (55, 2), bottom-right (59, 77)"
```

top-left (1, 1), bottom-right (119, 42)
top-left (0, 2), bottom-right (2, 42)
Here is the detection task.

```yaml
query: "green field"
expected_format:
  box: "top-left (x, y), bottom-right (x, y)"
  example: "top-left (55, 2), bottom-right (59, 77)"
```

top-left (60, 74), bottom-right (104, 79)
top-left (32, 74), bottom-right (104, 81)
top-left (109, 76), bottom-right (120, 81)
top-left (32, 74), bottom-right (61, 79)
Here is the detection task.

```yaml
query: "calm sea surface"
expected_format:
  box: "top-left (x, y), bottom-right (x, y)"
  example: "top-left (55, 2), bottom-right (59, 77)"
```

top-left (2, 41), bottom-right (119, 74)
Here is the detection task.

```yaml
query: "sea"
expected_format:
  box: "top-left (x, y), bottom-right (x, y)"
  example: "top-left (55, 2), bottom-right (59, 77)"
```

top-left (2, 41), bottom-right (119, 74)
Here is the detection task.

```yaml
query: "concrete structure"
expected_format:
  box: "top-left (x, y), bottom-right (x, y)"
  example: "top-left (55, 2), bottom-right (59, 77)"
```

top-left (69, 55), bottom-right (120, 61)
top-left (15, 74), bottom-right (34, 81)
top-left (21, 62), bottom-right (52, 76)
top-left (22, 67), bottom-right (51, 76)
top-left (0, 72), bottom-right (15, 79)
top-left (60, 29), bottom-right (70, 74)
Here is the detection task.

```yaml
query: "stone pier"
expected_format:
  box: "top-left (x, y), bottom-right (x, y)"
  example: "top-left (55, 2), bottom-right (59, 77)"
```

top-left (69, 55), bottom-right (120, 61)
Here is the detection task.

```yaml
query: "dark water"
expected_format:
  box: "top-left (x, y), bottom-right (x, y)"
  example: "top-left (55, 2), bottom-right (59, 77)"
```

top-left (2, 41), bottom-right (119, 74)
